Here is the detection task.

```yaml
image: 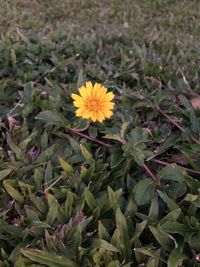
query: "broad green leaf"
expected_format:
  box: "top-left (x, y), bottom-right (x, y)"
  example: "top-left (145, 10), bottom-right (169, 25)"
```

top-left (108, 186), bottom-right (122, 212)
top-left (92, 238), bottom-right (119, 252)
top-left (158, 164), bottom-right (186, 182)
top-left (159, 209), bottom-right (182, 226)
top-left (84, 187), bottom-right (97, 210)
top-left (80, 144), bottom-right (94, 164)
top-left (0, 168), bottom-right (12, 181)
top-left (58, 156), bottom-right (73, 176)
top-left (146, 258), bottom-right (159, 267)
top-left (98, 221), bottom-right (111, 241)
top-left (35, 110), bottom-right (69, 127)
top-left (167, 246), bottom-right (186, 267)
top-left (21, 249), bottom-right (78, 267)
top-left (107, 261), bottom-right (120, 267)
top-left (131, 220), bottom-right (147, 243)
top-left (116, 208), bottom-right (131, 261)
top-left (46, 198), bottom-right (58, 225)
top-left (133, 179), bottom-right (155, 205)
top-left (134, 248), bottom-right (166, 263)
top-left (45, 160), bottom-right (53, 184)
top-left (149, 226), bottom-right (173, 251)
top-left (14, 256), bottom-right (26, 267)
top-left (157, 190), bottom-right (179, 210)
top-left (148, 195), bottom-right (159, 221)
top-left (3, 180), bottom-right (24, 203)
top-left (161, 222), bottom-right (187, 235)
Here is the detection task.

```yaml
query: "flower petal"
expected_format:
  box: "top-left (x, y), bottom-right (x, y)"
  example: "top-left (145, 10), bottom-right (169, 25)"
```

top-left (101, 102), bottom-right (115, 109)
top-left (103, 92), bottom-right (115, 101)
top-left (82, 109), bottom-right (92, 119)
top-left (79, 86), bottom-right (91, 99)
top-left (86, 81), bottom-right (93, 91)
top-left (93, 83), bottom-right (101, 97)
top-left (96, 86), bottom-right (107, 100)
top-left (97, 111), bottom-right (105, 123)
top-left (103, 109), bottom-right (113, 118)
top-left (91, 112), bottom-right (97, 122)
top-left (71, 93), bottom-right (83, 101)
top-left (76, 108), bottom-right (84, 117)
top-left (73, 101), bottom-right (85, 108)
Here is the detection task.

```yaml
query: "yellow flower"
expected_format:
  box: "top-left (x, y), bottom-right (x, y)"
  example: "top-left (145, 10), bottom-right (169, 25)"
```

top-left (71, 81), bottom-right (115, 123)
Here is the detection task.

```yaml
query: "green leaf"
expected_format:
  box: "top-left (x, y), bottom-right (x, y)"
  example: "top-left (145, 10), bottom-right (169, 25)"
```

top-left (80, 144), bottom-right (94, 164)
top-left (146, 258), bottom-right (159, 267)
top-left (161, 222), bottom-right (187, 235)
top-left (167, 246), bottom-right (186, 267)
top-left (92, 238), bottom-right (119, 252)
top-left (3, 180), bottom-right (24, 203)
top-left (58, 156), bottom-right (73, 176)
top-left (84, 187), bottom-right (97, 210)
top-left (159, 209), bottom-right (182, 226)
top-left (135, 248), bottom-right (166, 264)
top-left (116, 208), bottom-right (131, 261)
top-left (131, 220), bottom-right (147, 243)
top-left (158, 164), bottom-right (187, 182)
top-left (77, 67), bottom-right (84, 87)
top-left (149, 226), bottom-right (173, 251)
top-left (46, 198), bottom-right (58, 225)
top-left (108, 186), bottom-right (122, 212)
top-left (98, 221), bottom-right (111, 241)
top-left (35, 110), bottom-right (69, 127)
top-left (107, 261), bottom-right (120, 267)
top-left (0, 168), bottom-right (12, 181)
top-left (133, 179), bottom-right (155, 205)
top-left (65, 191), bottom-right (73, 221)
top-left (103, 133), bottom-right (123, 143)
top-left (14, 256), bottom-right (26, 267)
top-left (21, 249), bottom-right (78, 267)
top-left (157, 190), bottom-right (179, 210)
top-left (148, 195), bottom-right (159, 221)
top-left (45, 160), bottom-right (53, 184)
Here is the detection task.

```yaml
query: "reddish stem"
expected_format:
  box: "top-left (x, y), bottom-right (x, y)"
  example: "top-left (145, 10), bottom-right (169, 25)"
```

top-left (156, 105), bottom-right (199, 144)
top-left (150, 158), bottom-right (200, 175)
top-left (143, 163), bottom-right (160, 186)
top-left (69, 128), bottom-right (109, 147)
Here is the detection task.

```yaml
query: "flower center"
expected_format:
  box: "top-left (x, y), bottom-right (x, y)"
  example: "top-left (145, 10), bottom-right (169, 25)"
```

top-left (85, 98), bottom-right (100, 112)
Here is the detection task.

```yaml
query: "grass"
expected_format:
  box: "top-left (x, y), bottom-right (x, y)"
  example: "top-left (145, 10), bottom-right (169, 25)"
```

top-left (1, 0), bottom-right (200, 266)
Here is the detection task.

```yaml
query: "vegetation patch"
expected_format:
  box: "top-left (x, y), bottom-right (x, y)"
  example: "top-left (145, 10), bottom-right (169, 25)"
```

top-left (0, 1), bottom-right (200, 266)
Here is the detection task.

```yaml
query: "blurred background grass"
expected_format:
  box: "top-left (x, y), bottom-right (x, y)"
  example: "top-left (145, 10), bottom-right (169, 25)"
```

top-left (1, 0), bottom-right (200, 50)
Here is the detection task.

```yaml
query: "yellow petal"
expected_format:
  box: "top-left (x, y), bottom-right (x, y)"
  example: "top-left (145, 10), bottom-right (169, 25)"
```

top-left (103, 92), bottom-right (115, 101)
top-left (91, 112), bottom-right (97, 122)
top-left (73, 101), bottom-right (85, 108)
top-left (96, 86), bottom-right (107, 100)
top-left (103, 110), bottom-right (113, 118)
top-left (86, 81), bottom-right (93, 91)
top-left (97, 111), bottom-right (105, 123)
top-left (76, 108), bottom-right (84, 117)
top-left (82, 109), bottom-right (92, 119)
top-left (71, 93), bottom-right (83, 101)
top-left (101, 102), bottom-right (115, 109)
top-left (93, 83), bottom-right (101, 97)
top-left (79, 86), bottom-right (90, 99)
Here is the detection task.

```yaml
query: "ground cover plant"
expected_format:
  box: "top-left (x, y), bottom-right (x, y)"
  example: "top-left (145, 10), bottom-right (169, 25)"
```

top-left (1, 0), bottom-right (200, 266)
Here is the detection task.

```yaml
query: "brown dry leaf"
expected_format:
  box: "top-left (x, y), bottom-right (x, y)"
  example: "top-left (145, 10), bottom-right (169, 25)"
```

top-left (191, 96), bottom-right (200, 110)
